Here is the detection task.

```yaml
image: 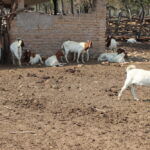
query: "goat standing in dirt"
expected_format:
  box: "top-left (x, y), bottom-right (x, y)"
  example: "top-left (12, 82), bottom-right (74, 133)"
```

top-left (118, 65), bottom-right (150, 100)
top-left (10, 38), bottom-right (25, 66)
top-left (61, 40), bottom-right (92, 63)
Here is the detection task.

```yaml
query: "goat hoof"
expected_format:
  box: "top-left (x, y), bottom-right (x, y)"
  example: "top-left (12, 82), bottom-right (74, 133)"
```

top-left (118, 97), bottom-right (121, 100)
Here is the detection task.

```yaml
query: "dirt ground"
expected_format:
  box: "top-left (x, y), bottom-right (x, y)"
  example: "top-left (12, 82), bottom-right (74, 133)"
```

top-left (0, 42), bottom-right (150, 150)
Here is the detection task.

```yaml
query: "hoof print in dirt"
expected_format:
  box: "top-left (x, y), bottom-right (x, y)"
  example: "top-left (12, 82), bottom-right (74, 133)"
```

top-left (42, 76), bottom-right (50, 80)
top-left (14, 98), bottom-right (45, 110)
top-left (65, 68), bottom-right (80, 74)
top-left (27, 73), bottom-right (38, 78)
top-left (105, 86), bottom-right (119, 97)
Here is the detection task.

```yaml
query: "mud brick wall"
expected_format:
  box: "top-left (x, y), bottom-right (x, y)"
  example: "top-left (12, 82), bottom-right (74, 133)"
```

top-left (10, 0), bottom-right (106, 58)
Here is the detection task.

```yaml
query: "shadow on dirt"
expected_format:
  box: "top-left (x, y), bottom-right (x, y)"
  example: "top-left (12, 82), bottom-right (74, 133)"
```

top-left (120, 42), bottom-right (150, 51)
top-left (142, 99), bottom-right (150, 103)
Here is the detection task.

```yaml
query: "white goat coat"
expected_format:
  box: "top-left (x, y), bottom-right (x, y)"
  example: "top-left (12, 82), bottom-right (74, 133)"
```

top-left (98, 53), bottom-right (125, 63)
top-left (109, 53), bottom-right (125, 63)
top-left (118, 66), bottom-right (150, 100)
top-left (109, 39), bottom-right (118, 50)
top-left (126, 69), bottom-right (150, 86)
top-left (62, 41), bottom-right (89, 63)
top-left (10, 40), bottom-right (22, 66)
top-left (29, 54), bottom-right (43, 65)
top-left (127, 38), bottom-right (137, 44)
top-left (98, 53), bottom-right (117, 61)
top-left (45, 55), bottom-right (62, 67)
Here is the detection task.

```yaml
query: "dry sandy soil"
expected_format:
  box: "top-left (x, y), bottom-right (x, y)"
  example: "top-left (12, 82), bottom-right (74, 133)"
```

top-left (0, 42), bottom-right (150, 150)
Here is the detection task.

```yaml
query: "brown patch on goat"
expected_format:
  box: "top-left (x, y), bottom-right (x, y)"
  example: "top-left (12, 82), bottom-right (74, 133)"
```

top-left (84, 41), bottom-right (93, 51)
top-left (56, 50), bottom-right (64, 59)
top-left (117, 48), bottom-right (128, 59)
top-left (23, 49), bottom-right (36, 63)
top-left (23, 50), bottom-right (30, 63)
top-left (30, 53), bottom-right (36, 57)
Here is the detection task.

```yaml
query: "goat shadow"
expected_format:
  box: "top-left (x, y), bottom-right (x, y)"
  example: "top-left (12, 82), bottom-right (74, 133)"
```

top-left (0, 58), bottom-right (102, 71)
top-left (0, 57), bottom-right (150, 71)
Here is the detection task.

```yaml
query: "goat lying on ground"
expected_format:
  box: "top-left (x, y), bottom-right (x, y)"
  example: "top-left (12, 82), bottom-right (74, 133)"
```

top-left (117, 48), bottom-right (128, 59)
top-left (106, 35), bottom-right (119, 52)
top-left (97, 49), bottom-right (127, 63)
top-left (10, 38), bottom-right (24, 66)
top-left (127, 38), bottom-right (137, 44)
top-left (61, 40), bottom-right (92, 63)
top-left (118, 65), bottom-right (150, 100)
top-left (23, 49), bottom-right (43, 65)
top-left (45, 50), bottom-right (65, 67)
top-left (98, 53), bottom-right (118, 62)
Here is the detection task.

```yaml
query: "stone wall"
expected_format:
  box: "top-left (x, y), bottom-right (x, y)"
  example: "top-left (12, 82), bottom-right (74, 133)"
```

top-left (10, 0), bottom-right (106, 58)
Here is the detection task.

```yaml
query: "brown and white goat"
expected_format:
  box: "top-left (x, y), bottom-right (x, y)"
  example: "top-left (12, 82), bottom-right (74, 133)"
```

top-left (117, 48), bottom-right (128, 59)
top-left (61, 40), bottom-right (93, 63)
top-left (23, 49), bottom-right (43, 65)
top-left (45, 50), bottom-right (65, 67)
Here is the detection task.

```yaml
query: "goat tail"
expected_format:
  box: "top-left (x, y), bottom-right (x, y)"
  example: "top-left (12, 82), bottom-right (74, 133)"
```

top-left (126, 65), bottom-right (136, 72)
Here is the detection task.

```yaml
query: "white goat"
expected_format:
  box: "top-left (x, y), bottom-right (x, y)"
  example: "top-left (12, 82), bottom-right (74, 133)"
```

top-left (29, 54), bottom-right (43, 65)
top-left (118, 65), bottom-right (150, 100)
top-left (45, 56), bottom-right (63, 67)
top-left (127, 38), bottom-right (137, 44)
top-left (109, 38), bottom-right (119, 51)
top-left (98, 53), bottom-right (125, 63)
top-left (61, 40), bottom-right (92, 63)
top-left (10, 39), bottom-right (24, 66)
top-left (45, 51), bottom-right (65, 67)
top-left (23, 49), bottom-right (43, 65)
top-left (106, 36), bottom-right (119, 51)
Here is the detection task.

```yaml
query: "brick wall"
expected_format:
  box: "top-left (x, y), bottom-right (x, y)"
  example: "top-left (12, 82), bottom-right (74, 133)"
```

top-left (10, 0), bottom-right (106, 58)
